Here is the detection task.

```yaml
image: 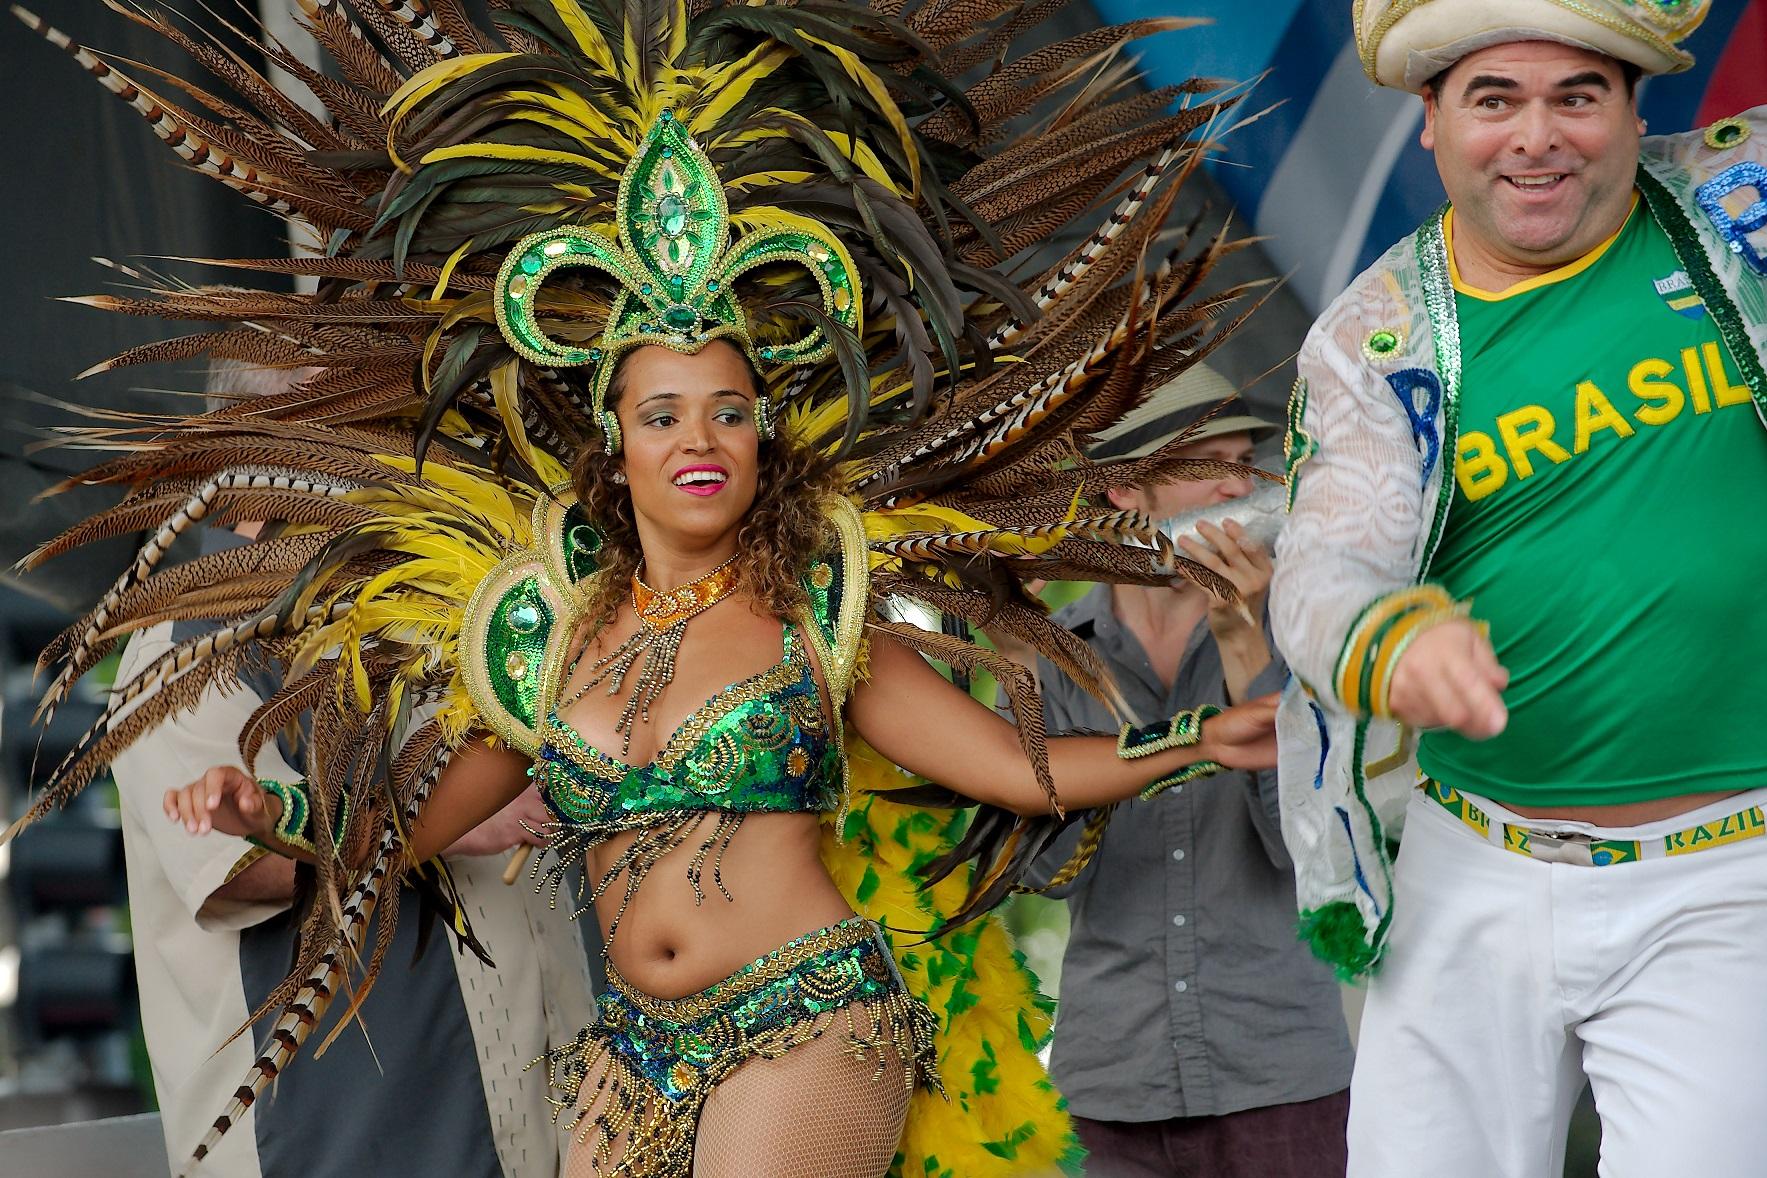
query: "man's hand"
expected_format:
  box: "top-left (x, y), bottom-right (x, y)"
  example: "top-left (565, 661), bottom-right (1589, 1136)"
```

top-left (165, 765), bottom-right (278, 840)
top-left (1387, 619), bottom-right (1509, 738)
top-left (1199, 693), bottom-right (1280, 771)
top-left (1177, 518), bottom-right (1272, 641)
top-left (445, 785), bottom-right (551, 858)
top-left (1177, 519), bottom-right (1273, 701)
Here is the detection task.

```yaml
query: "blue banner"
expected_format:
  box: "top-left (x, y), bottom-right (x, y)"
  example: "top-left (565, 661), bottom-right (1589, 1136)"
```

top-left (1095, 0), bottom-right (1767, 312)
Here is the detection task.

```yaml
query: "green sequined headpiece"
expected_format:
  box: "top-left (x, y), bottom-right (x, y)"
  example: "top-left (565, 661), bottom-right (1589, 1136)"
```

top-left (493, 112), bottom-right (862, 452)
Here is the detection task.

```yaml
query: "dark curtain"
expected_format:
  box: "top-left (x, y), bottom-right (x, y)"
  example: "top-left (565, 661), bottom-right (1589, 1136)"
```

top-left (1, 0), bottom-right (286, 611)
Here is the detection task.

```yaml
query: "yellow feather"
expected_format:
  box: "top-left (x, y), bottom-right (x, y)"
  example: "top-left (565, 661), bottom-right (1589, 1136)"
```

top-left (546, 0), bottom-right (618, 76)
top-left (418, 142), bottom-right (601, 170)
top-left (798, 34), bottom-right (919, 199)
top-left (689, 44), bottom-right (791, 132)
top-left (428, 239), bottom-right (476, 302)
top-left (382, 52), bottom-right (515, 119)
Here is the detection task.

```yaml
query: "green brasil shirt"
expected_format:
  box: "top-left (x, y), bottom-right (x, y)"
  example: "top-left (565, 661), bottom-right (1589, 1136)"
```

top-left (1418, 200), bottom-right (1767, 807)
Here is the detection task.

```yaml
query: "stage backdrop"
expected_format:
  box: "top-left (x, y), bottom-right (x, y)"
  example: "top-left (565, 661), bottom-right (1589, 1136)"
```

top-left (1099, 0), bottom-right (1767, 314)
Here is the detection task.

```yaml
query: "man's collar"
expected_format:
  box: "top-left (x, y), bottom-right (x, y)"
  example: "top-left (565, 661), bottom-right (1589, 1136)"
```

top-left (1052, 582), bottom-right (1115, 636)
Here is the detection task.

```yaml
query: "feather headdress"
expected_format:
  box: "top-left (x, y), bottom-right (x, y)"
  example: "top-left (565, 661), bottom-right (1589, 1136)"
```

top-left (12, 2), bottom-right (1268, 1173)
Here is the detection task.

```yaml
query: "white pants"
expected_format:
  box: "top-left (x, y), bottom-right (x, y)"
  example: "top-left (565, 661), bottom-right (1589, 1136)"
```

top-left (1348, 787), bottom-right (1767, 1178)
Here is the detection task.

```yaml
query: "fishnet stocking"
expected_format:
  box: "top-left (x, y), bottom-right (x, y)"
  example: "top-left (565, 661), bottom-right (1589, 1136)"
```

top-left (692, 1020), bottom-right (911, 1178)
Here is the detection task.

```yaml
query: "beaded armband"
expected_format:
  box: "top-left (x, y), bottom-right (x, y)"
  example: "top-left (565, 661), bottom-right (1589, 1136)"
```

top-left (1140, 758), bottom-right (1223, 801)
top-left (1333, 585), bottom-right (1470, 718)
top-left (1118, 706), bottom-right (1223, 799)
top-left (250, 780), bottom-right (350, 856)
top-left (1117, 705), bottom-right (1219, 759)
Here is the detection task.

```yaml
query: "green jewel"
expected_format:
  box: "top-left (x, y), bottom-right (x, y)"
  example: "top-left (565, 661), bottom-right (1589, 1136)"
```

top-left (1705, 117), bottom-right (1750, 150)
top-left (1362, 327), bottom-right (1406, 362)
top-left (507, 600), bottom-right (542, 633)
top-left (641, 283), bottom-right (653, 295)
top-left (519, 252), bottom-right (543, 275)
top-left (657, 193), bottom-right (689, 237)
top-left (662, 305), bottom-right (698, 331)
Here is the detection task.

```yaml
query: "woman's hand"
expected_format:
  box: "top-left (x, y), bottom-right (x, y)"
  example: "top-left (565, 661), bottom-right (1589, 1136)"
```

top-left (164, 765), bottom-right (279, 839)
top-left (1198, 693), bottom-right (1280, 772)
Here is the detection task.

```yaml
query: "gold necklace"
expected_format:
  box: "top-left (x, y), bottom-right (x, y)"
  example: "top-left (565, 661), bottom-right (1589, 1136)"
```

top-left (560, 555), bottom-right (742, 754)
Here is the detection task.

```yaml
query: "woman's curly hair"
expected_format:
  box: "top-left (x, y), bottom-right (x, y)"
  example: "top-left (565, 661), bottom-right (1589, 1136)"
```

top-left (570, 349), bottom-right (844, 629)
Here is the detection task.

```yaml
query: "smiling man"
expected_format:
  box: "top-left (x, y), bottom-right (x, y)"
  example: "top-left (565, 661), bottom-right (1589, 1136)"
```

top-left (1269, 3), bottom-right (1767, 1176)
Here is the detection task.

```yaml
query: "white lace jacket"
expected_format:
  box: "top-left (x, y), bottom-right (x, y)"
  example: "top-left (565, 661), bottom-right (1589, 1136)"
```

top-left (1271, 107), bottom-right (1767, 979)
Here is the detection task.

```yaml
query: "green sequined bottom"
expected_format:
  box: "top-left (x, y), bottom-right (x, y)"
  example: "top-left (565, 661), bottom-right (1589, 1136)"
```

top-left (545, 917), bottom-right (942, 1177)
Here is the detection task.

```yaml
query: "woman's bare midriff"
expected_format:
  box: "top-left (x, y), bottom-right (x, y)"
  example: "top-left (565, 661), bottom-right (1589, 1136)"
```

top-left (589, 811), bottom-right (856, 999)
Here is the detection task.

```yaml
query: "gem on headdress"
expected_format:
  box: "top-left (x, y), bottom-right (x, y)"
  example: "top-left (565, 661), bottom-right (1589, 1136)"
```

top-left (508, 600), bottom-right (542, 633)
top-left (834, 285), bottom-right (852, 312)
top-left (508, 274), bottom-right (529, 298)
top-left (543, 240), bottom-right (569, 257)
top-left (706, 280), bottom-right (719, 292)
top-left (663, 305), bottom-right (698, 331)
top-left (807, 243), bottom-right (830, 264)
top-left (641, 283), bottom-right (653, 295)
top-left (520, 252), bottom-right (544, 275)
top-left (505, 650), bottom-right (530, 680)
top-left (760, 347), bottom-right (774, 360)
top-left (657, 194), bottom-right (689, 237)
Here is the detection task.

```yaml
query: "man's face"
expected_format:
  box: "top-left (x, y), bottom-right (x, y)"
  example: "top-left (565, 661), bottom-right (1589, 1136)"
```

top-left (1106, 432), bottom-right (1258, 520)
top-left (1421, 41), bottom-right (1643, 268)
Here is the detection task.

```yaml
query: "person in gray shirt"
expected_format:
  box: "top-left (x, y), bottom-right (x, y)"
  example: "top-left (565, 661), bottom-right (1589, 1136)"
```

top-left (1031, 366), bottom-right (1353, 1177)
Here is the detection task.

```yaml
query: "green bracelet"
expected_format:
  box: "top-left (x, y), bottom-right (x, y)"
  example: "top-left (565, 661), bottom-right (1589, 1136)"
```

top-left (1117, 705), bottom-right (1220, 759)
top-left (1117, 706), bottom-right (1223, 798)
top-left (249, 780), bottom-right (350, 855)
top-left (257, 779), bottom-right (314, 854)
top-left (1139, 758), bottom-right (1223, 800)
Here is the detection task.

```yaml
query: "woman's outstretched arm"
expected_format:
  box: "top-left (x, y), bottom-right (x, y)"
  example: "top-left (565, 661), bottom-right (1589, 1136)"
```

top-left (845, 631), bottom-right (1278, 817)
top-left (164, 736), bottom-right (534, 864)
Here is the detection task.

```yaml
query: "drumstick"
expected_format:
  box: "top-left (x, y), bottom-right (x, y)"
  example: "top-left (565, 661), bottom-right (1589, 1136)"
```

top-left (503, 846), bottom-right (534, 885)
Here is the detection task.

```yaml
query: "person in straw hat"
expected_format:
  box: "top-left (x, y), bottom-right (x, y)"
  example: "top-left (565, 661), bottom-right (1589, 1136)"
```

top-left (1270, 2), bottom-right (1767, 1174)
top-left (1027, 363), bottom-right (1354, 1178)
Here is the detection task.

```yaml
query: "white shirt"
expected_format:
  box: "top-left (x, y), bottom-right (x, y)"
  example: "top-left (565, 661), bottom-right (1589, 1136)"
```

top-left (112, 623), bottom-right (594, 1178)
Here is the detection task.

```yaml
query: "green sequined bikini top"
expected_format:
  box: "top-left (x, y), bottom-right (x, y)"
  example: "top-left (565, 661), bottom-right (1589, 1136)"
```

top-left (537, 623), bottom-right (842, 834)
top-left (460, 492), bottom-right (870, 937)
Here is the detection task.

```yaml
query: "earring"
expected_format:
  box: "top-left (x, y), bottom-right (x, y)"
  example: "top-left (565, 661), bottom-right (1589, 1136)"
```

top-left (610, 469), bottom-right (627, 485)
top-left (755, 393), bottom-right (774, 440)
top-left (600, 409), bottom-right (622, 455)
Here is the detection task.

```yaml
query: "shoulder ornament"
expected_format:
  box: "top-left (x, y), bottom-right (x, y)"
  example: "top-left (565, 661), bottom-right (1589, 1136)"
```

top-left (462, 494), bottom-right (602, 755)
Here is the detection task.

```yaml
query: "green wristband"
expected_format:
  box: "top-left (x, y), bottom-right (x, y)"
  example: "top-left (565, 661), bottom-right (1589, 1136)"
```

top-left (1117, 705), bottom-right (1221, 759)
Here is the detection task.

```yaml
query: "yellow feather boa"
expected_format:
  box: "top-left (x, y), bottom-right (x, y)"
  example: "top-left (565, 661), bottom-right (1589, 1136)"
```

top-left (825, 742), bottom-right (1079, 1178)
